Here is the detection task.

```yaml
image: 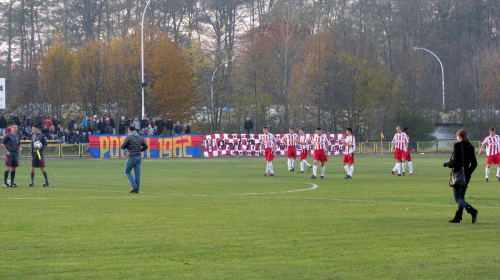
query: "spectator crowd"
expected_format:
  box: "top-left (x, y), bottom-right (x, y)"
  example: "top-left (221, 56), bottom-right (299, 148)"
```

top-left (0, 114), bottom-right (191, 144)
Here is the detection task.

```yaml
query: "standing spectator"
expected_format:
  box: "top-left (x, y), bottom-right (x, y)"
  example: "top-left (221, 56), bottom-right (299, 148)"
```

top-left (1, 122), bottom-right (22, 187)
top-left (44, 116), bottom-right (52, 128)
top-left (109, 117), bottom-right (116, 134)
top-left (244, 117), bottom-right (254, 134)
top-left (105, 118), bottom-right (113, 134)
top-left (477, 127), bottom-right (500, 182)
top-left (121, 125), bottom-right (148, 193)
top-left (184, 121), bottom-right (191, 134)
top-left (0, 115), bottom-right (7, 136)
top-left (98, 117), bottom-right (106, 134)
top-left (118, 116), bottom-right (127, 135)
top-left (155, 116), bottom-right (165, 136)
top-left (261, 126), bottom-right (277, 176)
top-left (90, 115), bottom-right (99, 134)
top-left (25, 115), bottom-right (34, 127)
top-left (52, 116), bottom-right (60, 134)
top-left (29, 124), bottom-right (50, 187)
top-left (67, 117), bottom-right (76, 131)
top-left (35, 115), bottom-right (43, 128)
top-left (390, 126), bottom-right (409, 176)
top-left (166, 118), bottom-right (174, 136)
top-left (80, 116), bottom-right (87, 133)
top-left (174, 121), bottom-right (182, 135)
top-left (13, 114), bottom-right (20, 126)
top-left (140, 116), bottom-right (149, 131)
top-left (310, 127), bottom-right (331, 179)
top-left (150, 117), bottom-right (156, 128)
top-left (133, 117), bottom-right (140, 131)
top-left (126, 117), bottom-right (133, 128)
top-left (444, 129), bottom-right (478, 223)
top-left (342, 127), bottom-right (356, 179)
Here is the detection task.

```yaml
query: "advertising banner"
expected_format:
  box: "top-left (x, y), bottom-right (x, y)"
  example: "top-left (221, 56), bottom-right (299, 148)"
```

top-left (202, 133), bottom-right (346, 157)
top-left (0, 78), bottom-right (5, 109)
top-left (88, 134), bottom-right (202, 158)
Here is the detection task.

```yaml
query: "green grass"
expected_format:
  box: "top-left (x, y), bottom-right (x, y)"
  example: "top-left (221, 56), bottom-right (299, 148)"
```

top-left (1, 154), bottom-right (499, 279)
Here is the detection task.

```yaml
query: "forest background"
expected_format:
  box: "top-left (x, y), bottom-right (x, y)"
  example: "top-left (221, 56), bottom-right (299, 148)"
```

top-left (0, 0), bottom-right (499, 140)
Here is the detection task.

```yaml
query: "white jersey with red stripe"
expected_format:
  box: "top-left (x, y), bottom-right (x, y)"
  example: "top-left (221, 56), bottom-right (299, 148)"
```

top-left (392, 133), bottom-right (408, 151)
top-left (481, 134), bottom-right (500, 156)
top-left (260, 133), bottom-right (277, 149)
top-left (344, 135), bottom-right (355, 154)
top-left (312, 134), bottom-right (331, 151)
top-left (283, 133), bottom-right (299, 148)
top-left (298, 134), bottom-right (310, 151)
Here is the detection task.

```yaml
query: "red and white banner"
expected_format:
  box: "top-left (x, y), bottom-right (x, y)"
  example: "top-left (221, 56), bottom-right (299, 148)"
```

top-left (202, 133), bottom-right (346, 157)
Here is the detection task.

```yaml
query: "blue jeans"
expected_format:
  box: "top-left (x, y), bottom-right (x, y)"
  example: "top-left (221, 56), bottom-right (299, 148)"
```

top-left (452, 178), bottom-right (470, 211)
top-left (246, 129), bottom-right (253, 134)
top-left (125, 156), bottom-right (142, 192)
top-left (167, 129), bottom-right (173, 137)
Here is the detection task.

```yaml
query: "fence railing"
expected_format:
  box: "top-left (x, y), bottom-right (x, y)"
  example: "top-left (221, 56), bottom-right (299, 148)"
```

top-left (357, 140), bottom-right (482, 154)
top-left (0, 140), bottom-right (484, 158)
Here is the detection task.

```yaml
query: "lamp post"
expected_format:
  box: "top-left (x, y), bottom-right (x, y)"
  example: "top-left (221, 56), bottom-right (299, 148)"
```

top-left (141, 0), bottom-right (152, 119)
top-left (210, 59), bottom-right (232, 133)
top-left (412, 47), bottom-right (445, 115)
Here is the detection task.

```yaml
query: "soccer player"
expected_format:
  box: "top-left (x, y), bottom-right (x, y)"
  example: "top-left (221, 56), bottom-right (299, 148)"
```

top-left (477, 127), bottom-right (500, 182)
top-left (1, 123), bottom-right (22, 187)
top-left (29, 125), bottom-right (49, 187)
top-left (282, 127), bottom-right (299, 172)
top-left (390, 125), bottom-right (409, 176)
top-left (342, 127), bottom-right (355, 179)
top-left (311, 127), bottom-right (331, 179)
top-left (403, 127), bottom-right (417, 175)
top-left (295, 129), bottom-right (312, 173)
top-left (261, 126), bottom-right (277, 176)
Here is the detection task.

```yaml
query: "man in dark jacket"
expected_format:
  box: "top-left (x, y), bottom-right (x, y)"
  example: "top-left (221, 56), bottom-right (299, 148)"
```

top-left (244, 117), bottom-right (254, 134)
top-left (166, 118), bottom-right (174, 137)
top-left (140, 116), bottom-right (149, 131)
top-left (155, 116), bottom-right (165, 136)
top-left (118, 116), bottom-right (127, 135)
top-left (0, 115), bottom-right (7, 136)
top-left (121, 125), bottom-right (148, 193)
top-left (444, 129), bottom-right (478, 223)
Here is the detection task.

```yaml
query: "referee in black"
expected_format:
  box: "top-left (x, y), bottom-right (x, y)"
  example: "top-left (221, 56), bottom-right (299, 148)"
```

top-left (1, 122), bottom-right (23, 187)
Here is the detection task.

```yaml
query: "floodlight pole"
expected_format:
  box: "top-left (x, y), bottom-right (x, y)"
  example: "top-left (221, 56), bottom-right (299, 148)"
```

top-left (141, 0), bottom-right (152, 119)
top-left (412, 47), bottom-right (445, 115)
top-left (210, 59), bottom-right (232, 133)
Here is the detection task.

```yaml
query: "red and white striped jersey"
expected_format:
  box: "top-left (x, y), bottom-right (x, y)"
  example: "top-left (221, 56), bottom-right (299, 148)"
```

top-left (298, 134), bottom-right (310, 150)
top-left (392, 133), bottom-right (408, 151)
top-left (312, 134), bottom-right (331, 151)
top-left (283, 133), bottom-right (299, 147)
top-left (260, 133), bottom-right (277, 149)
top-left (481, 134), bottom-right (500, 156)
top-left (344, 135), bottom-right (356, 154)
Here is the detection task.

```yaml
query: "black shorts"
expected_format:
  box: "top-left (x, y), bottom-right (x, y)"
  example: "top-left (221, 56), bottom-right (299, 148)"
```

top-left (31, 151), bottom-right (46, 168)
top-left (5, 152), bottom-right (20, 167)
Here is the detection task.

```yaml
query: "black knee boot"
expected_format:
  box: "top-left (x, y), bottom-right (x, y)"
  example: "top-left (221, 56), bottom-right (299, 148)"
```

top-left (449, 209), bottom-right (463, 223)
top-left (466, 206), bottom-right (478, 224)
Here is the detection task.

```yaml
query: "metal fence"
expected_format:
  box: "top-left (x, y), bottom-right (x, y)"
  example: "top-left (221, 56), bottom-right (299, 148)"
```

top-left (0, 139), bottom-right (484, 158)
top-left (0, 141), bottom-right (91, 158)
top-left (357, 140), bottom-right (482, 154)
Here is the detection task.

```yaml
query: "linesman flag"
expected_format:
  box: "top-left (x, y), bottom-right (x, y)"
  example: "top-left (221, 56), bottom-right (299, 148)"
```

top-left (381, 132), bottom-right (384, 139)
top-left (36, 149), bottom-right (41, 160)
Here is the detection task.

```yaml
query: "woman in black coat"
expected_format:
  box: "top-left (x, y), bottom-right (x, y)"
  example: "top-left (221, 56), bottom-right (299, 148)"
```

top-left (444, 129), bottom-right (478, 223)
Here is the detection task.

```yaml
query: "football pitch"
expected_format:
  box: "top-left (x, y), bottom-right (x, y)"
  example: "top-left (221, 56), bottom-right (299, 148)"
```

top-left (1, 154), bottom-right (499, 279)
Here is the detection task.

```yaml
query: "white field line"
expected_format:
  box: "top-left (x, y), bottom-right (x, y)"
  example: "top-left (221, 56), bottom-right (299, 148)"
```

top-left (3, 184), bottom-right (500, 209)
